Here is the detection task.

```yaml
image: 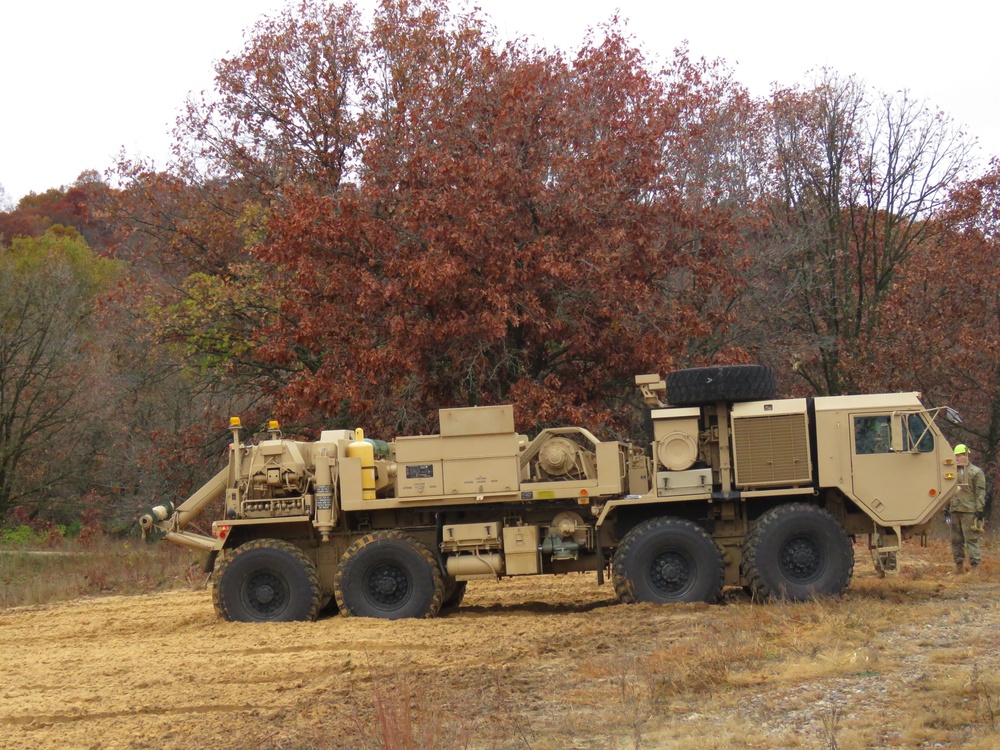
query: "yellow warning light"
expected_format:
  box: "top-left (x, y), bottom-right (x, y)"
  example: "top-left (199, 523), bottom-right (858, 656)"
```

top-left (229, 417), bottom-right (242, 428)
top-left (268, 420), bottom-right (280, 430)
top-left (946, 473), bottom-right (955, 480)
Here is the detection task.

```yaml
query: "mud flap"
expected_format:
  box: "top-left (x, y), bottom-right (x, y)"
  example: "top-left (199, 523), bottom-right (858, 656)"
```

top-left (203, 550), bottom-right (219, 574)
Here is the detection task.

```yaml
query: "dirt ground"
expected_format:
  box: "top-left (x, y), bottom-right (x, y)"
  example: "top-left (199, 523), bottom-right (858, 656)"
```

top-left (2, 541), bottom-right (1000, 750)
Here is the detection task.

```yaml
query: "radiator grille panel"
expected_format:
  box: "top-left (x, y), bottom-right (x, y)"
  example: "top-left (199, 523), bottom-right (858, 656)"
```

top-left (732, 414), bottom-right (811, 488)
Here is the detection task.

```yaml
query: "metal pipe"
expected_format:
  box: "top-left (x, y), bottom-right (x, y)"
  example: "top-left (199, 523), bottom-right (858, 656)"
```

top-left (163, 530), bottom-right (217, 552)
top-left (446, 553), bottom-right (503, 577)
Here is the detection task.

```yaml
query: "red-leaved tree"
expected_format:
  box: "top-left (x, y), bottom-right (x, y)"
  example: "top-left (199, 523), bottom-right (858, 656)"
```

top-left (112, 0), bottom-right (756, 441)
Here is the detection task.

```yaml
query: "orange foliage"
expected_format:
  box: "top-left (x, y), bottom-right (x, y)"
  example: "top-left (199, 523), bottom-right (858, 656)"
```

top-left (111, 0), bottom-right (754, 439)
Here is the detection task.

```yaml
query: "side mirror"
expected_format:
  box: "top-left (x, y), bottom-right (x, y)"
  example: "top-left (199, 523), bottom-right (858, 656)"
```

top-left (945, 407), bottom-right (964, 425)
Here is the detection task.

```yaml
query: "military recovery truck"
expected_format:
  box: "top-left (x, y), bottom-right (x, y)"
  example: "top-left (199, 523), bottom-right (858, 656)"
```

top-left (140, 365), bottom-right (962, 622)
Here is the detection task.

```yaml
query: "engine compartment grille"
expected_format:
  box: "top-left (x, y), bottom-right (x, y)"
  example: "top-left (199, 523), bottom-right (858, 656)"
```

top-left (732, 413), bottom-right (811, 488)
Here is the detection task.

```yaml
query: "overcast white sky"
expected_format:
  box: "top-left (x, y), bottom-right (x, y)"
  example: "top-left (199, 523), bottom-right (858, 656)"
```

top-left (2, 0), bottom-right (997, 205)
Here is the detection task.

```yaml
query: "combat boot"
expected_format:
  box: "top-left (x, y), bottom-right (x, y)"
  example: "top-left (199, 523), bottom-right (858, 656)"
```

top-left (954, 563), bottom-right (965, 575)
top-left (970, 562), bottom-right (981, 574)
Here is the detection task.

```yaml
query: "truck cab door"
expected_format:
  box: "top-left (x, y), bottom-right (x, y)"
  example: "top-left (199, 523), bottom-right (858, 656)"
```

top-left (849, 412), bottom-right (943, 525)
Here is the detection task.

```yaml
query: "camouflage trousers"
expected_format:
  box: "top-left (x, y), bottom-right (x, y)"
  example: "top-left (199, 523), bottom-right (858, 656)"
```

top-left (951, 511), bottom-right (983, 566)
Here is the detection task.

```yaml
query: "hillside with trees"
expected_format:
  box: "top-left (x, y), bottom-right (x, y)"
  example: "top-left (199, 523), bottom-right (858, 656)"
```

top-left (0, 0), bottom-right (995, 531)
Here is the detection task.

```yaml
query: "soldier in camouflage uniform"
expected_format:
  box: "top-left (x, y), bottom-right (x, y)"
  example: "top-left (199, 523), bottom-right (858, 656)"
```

top-left (946, 444), bottom-right (987, 574)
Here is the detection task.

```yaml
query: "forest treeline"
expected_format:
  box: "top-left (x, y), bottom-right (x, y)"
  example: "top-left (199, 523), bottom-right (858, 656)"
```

top-left (1, 0), bottom-right (998, 529)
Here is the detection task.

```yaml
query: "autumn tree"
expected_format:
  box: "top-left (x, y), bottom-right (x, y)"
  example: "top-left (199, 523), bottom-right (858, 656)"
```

top-left (875, 161), bottom-right (1000, 506)
top-left (182, 0), bottom-right (364, 196)
top-left (106, 2), bottom-right (372, 442)
top-left (112, 0), bottom-right (754, 441)
top-left (281, 10), bottom-right (753, 434)
top-left (0, 227), bottom-right (121, 523)
top-left (0, 171), bottom-right (114, 250)
top-left (734, 70), bottom-right (973, 395)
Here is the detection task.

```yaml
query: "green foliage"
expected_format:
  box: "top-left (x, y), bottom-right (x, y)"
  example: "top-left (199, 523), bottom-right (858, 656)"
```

top-left (0, 525), bottom-right (36, 546)
top-left (0, 517), bottom-right (82, 545)
top-left (153, 268), bottom-right (269, 370)
top-left (6, 225), bottom-right (122, 293)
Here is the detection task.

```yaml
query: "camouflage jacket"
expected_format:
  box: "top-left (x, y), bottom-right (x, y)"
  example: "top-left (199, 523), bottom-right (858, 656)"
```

top-left (950, 463), bottom-right (987, 514)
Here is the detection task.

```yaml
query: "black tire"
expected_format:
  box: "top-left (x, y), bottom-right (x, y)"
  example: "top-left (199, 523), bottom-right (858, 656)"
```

top-left (612, 517), bottom-right (724, 604)
top-left (441, 578), bottom-right (467, 610)
top-left (666, 365), bottom-right (776, 406)
top-left (213, 539), bottom-right (321, 623)
top-left (742, 503), bottom-right (854, 600)
top-left (334, 530), bottom-right (444, 619)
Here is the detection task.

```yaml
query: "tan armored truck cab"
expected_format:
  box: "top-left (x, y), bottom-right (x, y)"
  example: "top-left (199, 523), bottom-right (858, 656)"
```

top-left (140, 366), bottom-right (961, 622)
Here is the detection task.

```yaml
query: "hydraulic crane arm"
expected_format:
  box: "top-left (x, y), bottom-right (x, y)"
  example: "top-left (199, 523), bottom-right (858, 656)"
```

top-left (138, 467), bottom-right (228, 552)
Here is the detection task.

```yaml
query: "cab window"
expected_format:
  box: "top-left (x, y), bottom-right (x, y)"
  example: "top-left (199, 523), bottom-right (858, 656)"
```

top-left (904, 413), bottom-right (934, 452)
top-left (854, 416), bottom-right (891, 454)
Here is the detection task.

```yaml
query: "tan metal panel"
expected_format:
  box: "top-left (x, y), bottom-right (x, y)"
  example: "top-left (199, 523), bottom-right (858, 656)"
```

top-left (394, 433), bottom-right (521, 462)
top-left (442, 433), bottom-right (521, 459)
top-left (396, 461), bottom-right (443, 497)
top-left (393, 436), bottom-right (444, 462)
top-left (440, 522), bottom-right (501, 551)
top-left (503, 525), bottom-right (540, 575)
top-left (443, 457), bottom-right (519, 495)
top-left (440, 405), bottom-right (515, 436)
top-left (656, 468), bottom-right (712, 496)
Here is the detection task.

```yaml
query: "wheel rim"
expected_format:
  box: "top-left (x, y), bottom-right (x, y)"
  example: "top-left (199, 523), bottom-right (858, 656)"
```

top-left (779, 535), bottom-right (823, 583)
top-left (364, 562), bottom-right (412, 610)
top-left (649, 548), bottom-right (693, 596)
top-left (241, 569), bottom-right (288, 618)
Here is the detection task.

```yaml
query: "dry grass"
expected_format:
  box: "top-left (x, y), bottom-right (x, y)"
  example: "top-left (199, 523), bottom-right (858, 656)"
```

top-left (3, 531), bottom-right (999, 750)
top-left (0, 537), bottom-right (204, 608)
top-left (315, 537), bottom-right (1000, 750)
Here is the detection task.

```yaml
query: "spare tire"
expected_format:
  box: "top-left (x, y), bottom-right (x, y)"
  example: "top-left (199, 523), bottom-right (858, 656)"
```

top-left (666, 365), bottom-right (776, 406)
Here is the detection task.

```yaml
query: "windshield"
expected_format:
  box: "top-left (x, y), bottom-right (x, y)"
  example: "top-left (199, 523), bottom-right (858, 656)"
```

top-left (904, 413), bottom-right (934, 452)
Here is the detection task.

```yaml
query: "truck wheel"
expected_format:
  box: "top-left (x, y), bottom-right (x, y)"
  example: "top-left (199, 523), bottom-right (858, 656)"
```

top-left (334, 530), bottom-right (444, 619)
top-left (213, 539), bottom-right (321, 622)
top-left (441, 578), bottom-right (467, 610)
top-left (666, 365), bottom-right (776, 406)
top-left (612, 517), bottom-right (724, 604)
top-left (742, 503), bottom-right (854, 600)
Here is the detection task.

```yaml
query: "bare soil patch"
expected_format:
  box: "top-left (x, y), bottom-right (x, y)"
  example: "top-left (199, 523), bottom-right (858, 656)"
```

top-left (1, 539), bottom-right (999, 749)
